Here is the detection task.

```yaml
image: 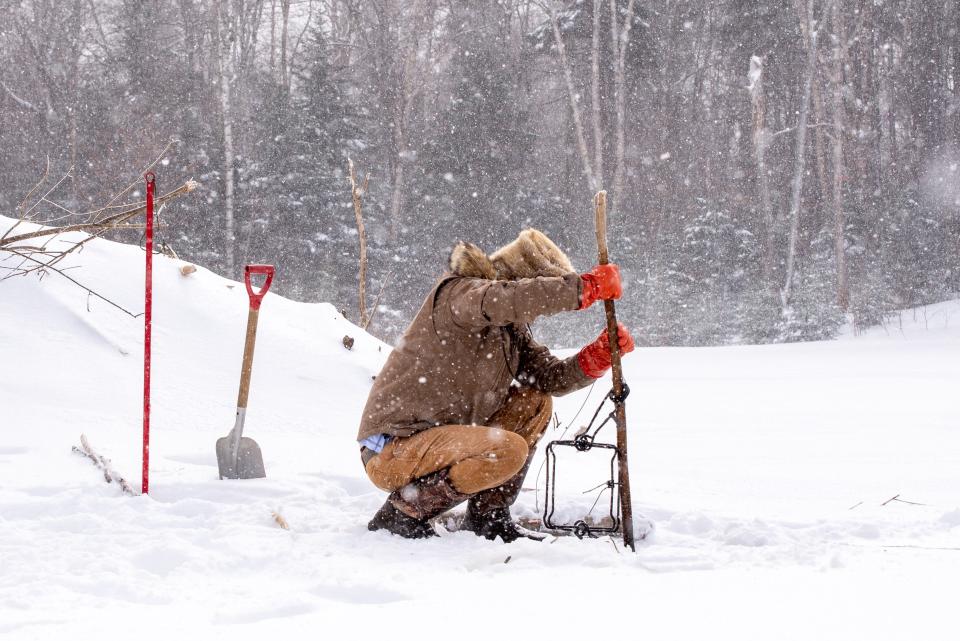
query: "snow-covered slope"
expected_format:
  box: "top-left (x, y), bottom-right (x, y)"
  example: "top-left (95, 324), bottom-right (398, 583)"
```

top-left (2, 216), bottom-right (958, 640)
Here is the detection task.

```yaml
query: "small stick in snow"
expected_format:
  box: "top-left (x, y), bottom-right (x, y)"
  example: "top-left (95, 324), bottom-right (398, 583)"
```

top-left (72, 434), bottom-right (137, 496)
top-left (848, 501), bottom-right (863, 510)
top-left (272, 511), bottom-right (290, 530)
top-left (882, 495), bottom-right (927, 507)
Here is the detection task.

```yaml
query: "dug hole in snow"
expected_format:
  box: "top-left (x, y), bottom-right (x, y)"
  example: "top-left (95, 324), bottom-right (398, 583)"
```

top-left (1, 215), bottom-right (958, 640)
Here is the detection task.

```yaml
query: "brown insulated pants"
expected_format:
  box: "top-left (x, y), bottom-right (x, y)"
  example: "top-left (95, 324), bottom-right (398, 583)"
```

top-left (365, 386), bottom-right (552, 495)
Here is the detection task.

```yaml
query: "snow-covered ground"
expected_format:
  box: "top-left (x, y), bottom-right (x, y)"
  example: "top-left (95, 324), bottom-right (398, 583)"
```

top-left (2, 215), bottom-right (958, 640)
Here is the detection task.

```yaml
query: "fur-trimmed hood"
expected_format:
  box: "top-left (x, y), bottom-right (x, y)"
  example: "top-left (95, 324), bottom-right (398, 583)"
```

top-left (448, 229), bottom-right (575, 280)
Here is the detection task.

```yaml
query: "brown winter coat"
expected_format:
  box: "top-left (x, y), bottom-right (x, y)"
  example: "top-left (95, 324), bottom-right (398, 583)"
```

top-left (356, 253), bottom-right (594, 442)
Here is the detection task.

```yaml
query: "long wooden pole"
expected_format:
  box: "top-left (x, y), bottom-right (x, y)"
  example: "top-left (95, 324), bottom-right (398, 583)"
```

top-left (594, 190), bottom-right (635, 551)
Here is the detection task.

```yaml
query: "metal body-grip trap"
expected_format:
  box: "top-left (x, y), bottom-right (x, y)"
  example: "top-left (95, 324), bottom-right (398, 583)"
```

top-left (543, 384), bottom-right (629, 538)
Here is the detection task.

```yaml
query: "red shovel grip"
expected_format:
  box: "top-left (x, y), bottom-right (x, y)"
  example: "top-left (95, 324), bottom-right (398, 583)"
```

top-left (244, 264), bottom-right (275, 310)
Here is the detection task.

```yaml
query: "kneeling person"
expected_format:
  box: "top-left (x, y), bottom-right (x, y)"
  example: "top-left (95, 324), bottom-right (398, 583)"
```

top-left (357, 229), bottom-right (634, 542)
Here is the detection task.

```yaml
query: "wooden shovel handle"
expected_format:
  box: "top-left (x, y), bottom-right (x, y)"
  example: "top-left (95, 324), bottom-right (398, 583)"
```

top-left (236, 308), bottom-right (259, 410)
top-left (237, 264), bottom-right (273, 409)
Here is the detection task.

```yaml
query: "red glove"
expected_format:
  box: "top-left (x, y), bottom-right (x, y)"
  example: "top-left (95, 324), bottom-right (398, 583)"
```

top-left (579, 264), bottom-right (622, 310)
top-left (577, 322), bottom-right (636, 379)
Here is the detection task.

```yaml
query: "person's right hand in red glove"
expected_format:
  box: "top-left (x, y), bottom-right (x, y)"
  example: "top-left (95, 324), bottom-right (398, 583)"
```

top-left (579, 264), bottom-right (622, 310)
top-left (576, 322), bottom-right (636, 379)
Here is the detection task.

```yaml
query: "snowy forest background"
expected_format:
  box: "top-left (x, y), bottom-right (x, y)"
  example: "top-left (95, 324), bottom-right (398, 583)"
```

top-left (1, 0), bottom-right (958, 346)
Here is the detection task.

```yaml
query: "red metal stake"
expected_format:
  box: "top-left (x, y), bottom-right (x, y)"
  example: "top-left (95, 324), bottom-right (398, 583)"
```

top-left (143, 172), bottom-right (155, 495)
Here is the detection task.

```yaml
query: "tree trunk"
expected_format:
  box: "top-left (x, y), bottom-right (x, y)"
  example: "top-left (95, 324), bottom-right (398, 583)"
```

top-left (781, 0), bottom-right (817, 311)
top-left (215, 1), bottom-right (237, 277)
top-left (954, 0), bottom-right (960, 148)
top-left (609, 0), bottom-right (636, 219)
top-left (749, 55), bottom-right (775, 290)
top-left (269, 0), bottom-right (275, 79)
top-left (365, 0), bottom-right (433, 241)
top-left (831, 0), bottom-right (850, 311)
top-left (547, 3), bottom-right (597, 190)
top-left (280, 0), bottom-right (290, 90)
top-left (811, 76), bottom-right (831, 224)
top-left (591, 0), bottom-right (604, 189)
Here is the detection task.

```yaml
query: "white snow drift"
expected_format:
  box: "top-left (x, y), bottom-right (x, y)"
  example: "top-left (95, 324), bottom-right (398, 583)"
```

top-left (1, 215), bottom-right (958, 640)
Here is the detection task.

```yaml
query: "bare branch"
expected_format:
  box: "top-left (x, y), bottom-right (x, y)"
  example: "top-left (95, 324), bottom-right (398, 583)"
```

top-left (0, 79), bottom-right (38, 111)
top-left (72, 434), bottom-right (137, 495)
top-left (22, 166), bottom-right (74, 221)
top-left (0, 248), bottom-right (142, 317)
top-left (1, 180), bottom-right (199, 249)
top-left (537, 0), bottom-right (597, 190)
top-left (89, 138), bottom-right (177, 224)
top-left (348, 157), bottom-right (370, 328)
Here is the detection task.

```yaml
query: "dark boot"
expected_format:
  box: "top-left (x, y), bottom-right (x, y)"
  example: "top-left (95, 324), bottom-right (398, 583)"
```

top-left (367, 501), bottom-right (438, 539)
top-left (461, 506), bottom-right (546, 543)
top-left (460, 456), bottom-right (546, 543)
top-left (368, 468), bottom-right (469, 539)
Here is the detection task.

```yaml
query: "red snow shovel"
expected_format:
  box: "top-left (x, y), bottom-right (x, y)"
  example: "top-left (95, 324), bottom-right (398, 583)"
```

top-left (217, 264), bottom-right (275, 480)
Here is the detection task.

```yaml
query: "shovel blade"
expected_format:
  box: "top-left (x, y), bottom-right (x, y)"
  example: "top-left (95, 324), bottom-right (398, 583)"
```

top-left (216, 435), bottom-right (266, 480)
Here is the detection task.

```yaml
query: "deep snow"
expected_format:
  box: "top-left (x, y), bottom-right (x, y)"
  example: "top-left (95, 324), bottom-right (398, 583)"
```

top-left (1, 215), bottom-right (958, 640)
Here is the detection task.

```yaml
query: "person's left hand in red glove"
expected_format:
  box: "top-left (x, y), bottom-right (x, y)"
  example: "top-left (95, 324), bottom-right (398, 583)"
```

top-left (576, 322), bottom-right (636, 379)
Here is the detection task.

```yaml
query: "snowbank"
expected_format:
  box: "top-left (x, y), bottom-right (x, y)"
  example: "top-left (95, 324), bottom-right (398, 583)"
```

top-left (1, 216), bottom-right (958, 640)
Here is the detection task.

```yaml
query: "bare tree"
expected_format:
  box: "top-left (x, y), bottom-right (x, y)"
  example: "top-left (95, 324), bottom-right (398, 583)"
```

top-left (749, 54), bottom-right (775, 291)
top-left (608, 0), bottom-right (636, 217)
top-left (590, 0), bottom-right (604, 189)
top-left (830, 0), bottom-right (850, 312)
top-left (280, 0), bottom-right (291, 89)
top-left (359, 0), bottom-right (437, 240)
top-left (211, 0), bottom-right (238, 277)
top-left (348, 158), bottom-right (369, 328)
top-left (781, 0), bottom-right (818, 312)
top-left (543, 1), bottom-right (598, 191)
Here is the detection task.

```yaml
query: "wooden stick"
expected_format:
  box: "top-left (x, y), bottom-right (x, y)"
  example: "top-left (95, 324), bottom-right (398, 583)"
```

top-left (348, 158), bottom-right (369, 328)
top-left (72, 434), bottom-right (137, 496)
top-left (272, 511), bottom-right (290, 530)
top-left (594, 190), bottom-right (636, 552)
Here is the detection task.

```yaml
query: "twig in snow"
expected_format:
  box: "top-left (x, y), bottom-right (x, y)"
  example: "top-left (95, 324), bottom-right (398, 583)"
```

top-left (2, 250), bottom-right (141, 317)
top-left (881, 494), bottom-right (927, 507)
top-left (71, 434), bottom-right (136, 496)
